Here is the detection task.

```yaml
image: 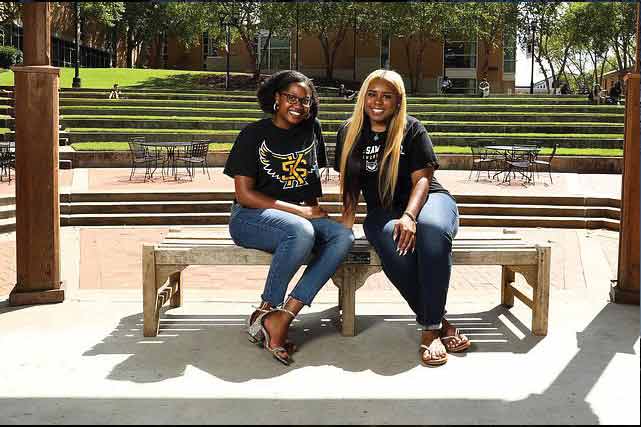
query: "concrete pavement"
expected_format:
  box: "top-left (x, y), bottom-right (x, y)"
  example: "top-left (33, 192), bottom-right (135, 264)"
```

top-left (0, 168), bottom-right (638, 424)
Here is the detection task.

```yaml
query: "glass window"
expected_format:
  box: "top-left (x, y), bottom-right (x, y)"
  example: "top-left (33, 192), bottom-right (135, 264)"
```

top-left (503, 33), bottom-right (516, 74)
top-left (258, 32), bottom-right (290, 70)
top-left (444, 39), bottom-right (477, 68)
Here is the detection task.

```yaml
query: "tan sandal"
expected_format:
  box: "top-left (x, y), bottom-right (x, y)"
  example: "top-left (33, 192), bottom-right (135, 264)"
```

top-left (441, 327), bottom-right (471, 353)
top-left (260, 307), bottom-right (297, 366)
top-left (419, 331), bottom-right (448, 367)
top-left (247, 302), bottom-right (297, 354)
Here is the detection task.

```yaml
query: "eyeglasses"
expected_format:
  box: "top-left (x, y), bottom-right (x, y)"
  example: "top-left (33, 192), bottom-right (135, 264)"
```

top-left (280, 92), bottom-right (312, 107)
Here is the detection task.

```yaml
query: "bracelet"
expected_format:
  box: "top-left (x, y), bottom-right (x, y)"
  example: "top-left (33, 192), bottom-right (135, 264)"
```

top-left (402, 211), bottom-right (417, 223)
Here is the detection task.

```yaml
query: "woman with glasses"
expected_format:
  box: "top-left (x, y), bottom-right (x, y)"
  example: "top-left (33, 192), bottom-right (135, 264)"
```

top-left (223, 70), bottom-right (354, 365)
top-left (334, 69), bottom-right (470, 367)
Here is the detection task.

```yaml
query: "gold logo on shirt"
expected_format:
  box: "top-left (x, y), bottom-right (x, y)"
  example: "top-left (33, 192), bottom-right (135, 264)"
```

top-left (259, 141), bottom-right (315, 189)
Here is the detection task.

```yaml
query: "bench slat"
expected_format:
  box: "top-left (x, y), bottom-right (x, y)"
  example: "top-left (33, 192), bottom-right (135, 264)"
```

top-left (153, 246), bottom-right (539, 266)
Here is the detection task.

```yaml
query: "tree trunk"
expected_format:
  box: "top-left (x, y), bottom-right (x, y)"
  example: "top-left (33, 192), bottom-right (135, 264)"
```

top-left (256, 31), bottom-right (272, 80)
top-left (318, 34), bottom-right (332, 79)
top-left (403, 39), bottom-right (416, 94)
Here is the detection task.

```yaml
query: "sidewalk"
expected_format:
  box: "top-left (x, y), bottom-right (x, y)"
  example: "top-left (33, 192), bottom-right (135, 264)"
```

top-left (0, 168), bottom-right (638, 424)
top-left (0, 167), bottom-right (623, 198)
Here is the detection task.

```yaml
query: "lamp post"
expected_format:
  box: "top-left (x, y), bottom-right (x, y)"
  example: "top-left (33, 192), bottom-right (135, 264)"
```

top-left (295, 2), bottom-right (299, 71)
top-left (529, 20), bottom-right (536, 95)
top-left (72, 1), bottom-right (81, 88)
top-left (219, 16), bottom-right (233, 91)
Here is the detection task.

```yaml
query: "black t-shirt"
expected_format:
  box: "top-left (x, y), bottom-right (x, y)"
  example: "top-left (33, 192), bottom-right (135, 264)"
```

top-left (224, 118), bottom-right (327, 203)
top-left (334, 115), bottom-right (450, 210)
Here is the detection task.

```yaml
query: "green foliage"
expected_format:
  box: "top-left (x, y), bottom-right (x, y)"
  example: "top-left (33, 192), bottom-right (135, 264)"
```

top-left (0, 45), bottom-right (22, 68)
top-left (81, 2), bottom-right (124, 28)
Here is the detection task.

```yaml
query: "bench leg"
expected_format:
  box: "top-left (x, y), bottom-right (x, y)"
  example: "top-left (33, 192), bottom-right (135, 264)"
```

top-left (532, 247), bottom-right (551, 336)
top-left (501, 266), bottom-right (515, 307)
top-left (341, 279), bottom-right (357, 337)
top-left (142, 245), bottom-right (159, 337)
top-left (169, 270), bottom-right (182, 308)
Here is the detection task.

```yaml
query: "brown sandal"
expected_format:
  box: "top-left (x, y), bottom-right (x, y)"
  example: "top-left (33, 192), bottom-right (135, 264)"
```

top-left (441, 327), bottom-right (471, 353)
top-left (419, 331), bottom-right (448, 367)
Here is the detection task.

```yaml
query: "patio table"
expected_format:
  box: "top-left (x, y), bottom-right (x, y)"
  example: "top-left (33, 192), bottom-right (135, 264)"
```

top-left (484, 145), bottom-right (540, 183)
top-left (139, 141), bottom-right (193, 180)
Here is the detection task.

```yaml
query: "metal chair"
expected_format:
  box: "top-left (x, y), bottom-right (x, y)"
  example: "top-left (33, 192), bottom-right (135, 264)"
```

top-left (469, 143), bottom-right (499, 181)
top-left (0, 142), bottom-right (16, 183)
top-left (532, 144), bottom-right (558, 184)
top-left (176, 140), bottom-right (210, 180)
top-left (127, 137), bottom-right (156, 181)
top-left (503, 147), bottom-right (535, 184)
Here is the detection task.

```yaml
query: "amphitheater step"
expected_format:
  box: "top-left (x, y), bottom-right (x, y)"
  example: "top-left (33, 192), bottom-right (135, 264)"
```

top-left (58, 98), bottom-right (626, 113)
top-left (59, 109), bottom-right (624, 123)
top-left (0, 217), bottom-right (15, 233)
top-left (60, 117), bottom-right (624, 135)
top-left (0, 203), bottom-right (16, 220)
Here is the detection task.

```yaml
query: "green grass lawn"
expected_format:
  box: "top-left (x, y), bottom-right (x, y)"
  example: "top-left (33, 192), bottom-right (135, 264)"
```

top-left (0, 67), bottom-right (250, 89)
top-left (70, 142), bottom-right (622, 156)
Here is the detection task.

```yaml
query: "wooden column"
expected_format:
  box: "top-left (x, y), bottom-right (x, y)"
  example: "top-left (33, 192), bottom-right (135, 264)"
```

top-left (9, 2), bottom-right (64, 306)
top-left (611, 3), bottom-right (641, 305)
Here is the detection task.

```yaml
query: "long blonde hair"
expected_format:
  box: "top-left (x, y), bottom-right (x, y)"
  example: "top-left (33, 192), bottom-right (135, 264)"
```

top-left (339, 69), bottom-right (408, 213)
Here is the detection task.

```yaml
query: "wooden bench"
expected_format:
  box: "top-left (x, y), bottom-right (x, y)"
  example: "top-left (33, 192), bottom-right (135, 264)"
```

top-left (142, 226), bottom-right (551, 338)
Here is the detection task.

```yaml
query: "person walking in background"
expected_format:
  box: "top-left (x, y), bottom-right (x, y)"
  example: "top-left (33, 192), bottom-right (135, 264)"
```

top-left (335, 69), bottom-right (469, 367)
top-left (223, 70), bottom-right (354, 366)
top-left (440, 75), bottom-right (452, 95)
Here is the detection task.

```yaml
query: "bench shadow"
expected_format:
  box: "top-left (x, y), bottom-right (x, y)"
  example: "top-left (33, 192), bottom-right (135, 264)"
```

top-left (83, 304), bottom-right (543, 384)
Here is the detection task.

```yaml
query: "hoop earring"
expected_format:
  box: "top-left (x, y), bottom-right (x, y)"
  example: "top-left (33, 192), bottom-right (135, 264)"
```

top-left (273, 102), bottom-right (279, 112)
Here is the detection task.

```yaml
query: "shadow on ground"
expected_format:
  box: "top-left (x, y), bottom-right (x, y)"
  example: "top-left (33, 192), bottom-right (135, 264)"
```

top-left (0, 303), bottom-right (635, 423)
top-left (84, 305), bottom-right (543, 383)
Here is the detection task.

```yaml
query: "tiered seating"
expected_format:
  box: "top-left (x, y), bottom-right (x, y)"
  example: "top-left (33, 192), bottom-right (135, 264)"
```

top-left (0, 87), bottom-right (625, 155)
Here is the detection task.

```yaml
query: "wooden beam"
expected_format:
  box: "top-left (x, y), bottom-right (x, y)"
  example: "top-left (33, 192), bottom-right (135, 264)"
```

top-left (9, 3), bottom-right (63, 305)
top-left (612, 72), bottom-right (640, 305)
top-left (21, 2), bottom-right (51, 66)
top-left (612, 4), bottom-right (640, 305)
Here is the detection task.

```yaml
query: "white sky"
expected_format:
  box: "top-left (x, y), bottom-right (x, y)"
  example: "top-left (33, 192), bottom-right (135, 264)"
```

top-left (514, 42), bottom-right (546, 86)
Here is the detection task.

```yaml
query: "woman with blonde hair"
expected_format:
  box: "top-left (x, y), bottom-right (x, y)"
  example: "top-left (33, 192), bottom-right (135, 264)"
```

top-left (334, 69), bottom-right (470, 366)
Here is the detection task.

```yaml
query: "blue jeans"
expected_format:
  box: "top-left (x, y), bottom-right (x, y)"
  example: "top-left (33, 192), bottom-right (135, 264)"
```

top-left (363, 192), bottom-right (459, 329)
top-left (229, 203), bottom-right (355, 306)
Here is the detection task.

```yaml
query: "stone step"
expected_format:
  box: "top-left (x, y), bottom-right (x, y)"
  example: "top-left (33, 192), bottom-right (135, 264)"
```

top-left (0, 195), bottom-right (16, 206)
top-left (58, 211), bottom-right (619, 230)
top-left (64, 130), bottom-right (623, 149)
top-left (56, 98), bottom-right (626, 113)
top-left (58, 109), bottom-right (625, 123)
top-left (62, 191), bottom-right (620, 207)
top-left (0, 216), bottom-right (15, 233)
top-left (61, 117), bottom-right (624, 135)
top-left (0, 203), bottom-right (15, 219)
top-left (59, 200), bottom-right (620, 220)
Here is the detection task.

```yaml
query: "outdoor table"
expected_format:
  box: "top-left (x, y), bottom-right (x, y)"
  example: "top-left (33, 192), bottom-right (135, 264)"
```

top-left (140, 141), bottom-right (193, 180)
top-left (484, 145), bottom-right (540, 182)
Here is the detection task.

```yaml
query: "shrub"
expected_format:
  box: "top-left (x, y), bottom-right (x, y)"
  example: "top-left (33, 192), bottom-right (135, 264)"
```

top-left (0, 46), bottom-right (24, 68)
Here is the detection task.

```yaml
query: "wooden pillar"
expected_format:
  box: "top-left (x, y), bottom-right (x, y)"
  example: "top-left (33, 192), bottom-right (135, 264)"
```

top-left (9, 2), bottom-right (64, 306)
top-left (611, 3), bottom-right (640, 305)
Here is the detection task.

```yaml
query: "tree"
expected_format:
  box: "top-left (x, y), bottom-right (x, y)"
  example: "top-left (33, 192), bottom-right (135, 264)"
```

top-left (299, 1), bottom-right (356, 80)
top-left (518, 1), bottom-right (564, 93)
top-left (376, 2), bottom-right (473, 93)
top-left (474, 2), bottom-right (519, 80)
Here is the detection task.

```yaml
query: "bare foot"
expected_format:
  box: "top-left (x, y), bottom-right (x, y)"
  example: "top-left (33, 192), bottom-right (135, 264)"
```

top-left (440, 318), bottom-right (471, 353)
top-left (262, 310), bottom-right (293, 362)
top-left (420, 329), bottom-right (448, 366)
